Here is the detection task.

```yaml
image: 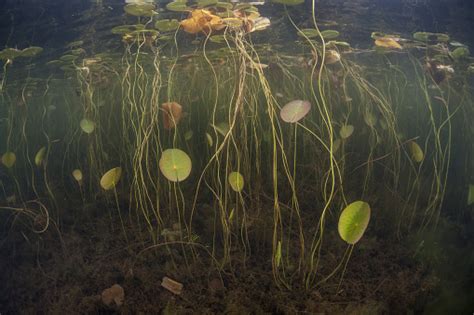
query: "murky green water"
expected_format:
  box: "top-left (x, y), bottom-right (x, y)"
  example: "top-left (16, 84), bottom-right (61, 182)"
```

top-left (0, 0), bottom-right (473, 313)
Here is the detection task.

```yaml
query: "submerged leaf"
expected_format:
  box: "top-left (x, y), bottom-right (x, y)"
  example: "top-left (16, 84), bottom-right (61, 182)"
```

top-left (408, 141), bottom-right (424, 163)
top-left (280, 100), bottom-right (311, 123)
top-left (375, 37), bottom-right (402, 49)
top-left (161, 102), bottom-right (183, 130)
top-left (1, 152), bottom-right (16, 168)
top-left (159, 149), bottom-right (192, 182)
top-left (72, 169), bottom-right (83, 182)
top-left (339, 125), bottom-right (354, 139)
top-left (100, 167), bottom-right (122, 190)
top-left (228, 171), bottom-right (244, 192)
top-left (35, 146), bottom-right (47, 167)
top-left (80, 118), bottom-right (95, 134)
top-left (338, 201), bottom-right (371, 245)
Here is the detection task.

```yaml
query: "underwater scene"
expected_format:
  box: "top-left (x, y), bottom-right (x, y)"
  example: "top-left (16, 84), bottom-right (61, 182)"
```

top-left (0, 0), bottom-right (473, 313)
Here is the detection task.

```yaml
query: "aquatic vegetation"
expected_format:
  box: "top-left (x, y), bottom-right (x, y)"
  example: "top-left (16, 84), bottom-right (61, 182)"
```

top-left (34, 146), bottom-right (47, 167)
top-left (339, 124), bottom-right (354, 139)
top-left (408, 141), bottom-right (424, 163)
top-left (161, 102), bottom-right (183, 130)
top-left (80, 118), bottom-right (95, 134)
top-left (468, 185), bottom-right (474, 206)
top-left (159, 149), bottom-right (192, 182)
top-left (338, 201), bottom-right (371, 245)
top-left (100, 167), bottom-right (122, 190)
top-left (280, 100), bottom-right (311, 123)
top-left (72, 169), bottom-right (83, 184)
top-left (228, 171), bottom-right (244, 192)
top-left (1, 152), bottom-right (16, 168)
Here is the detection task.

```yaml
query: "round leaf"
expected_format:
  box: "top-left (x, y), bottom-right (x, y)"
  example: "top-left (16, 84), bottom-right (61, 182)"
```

top-left (339, 124), bottom-right (354, 139)
top-left (338, 201), bottom-right (371, 245)
top-left (100, 167), bottom-right (122, 190)
top-left (72, 169), bottom-right (83, 182)
top-left (280, 100), bottom-right (311, 123)
top-left (228, 171), bottom-right (244, 192)
top-left (80, 118), bottom-right (95, 134)
top-left (408, 141), bottom-right (424, 163)
top-left (1, 152), bottom-right (16, 168)
top-left (159, 149), bottom-right (192, 182)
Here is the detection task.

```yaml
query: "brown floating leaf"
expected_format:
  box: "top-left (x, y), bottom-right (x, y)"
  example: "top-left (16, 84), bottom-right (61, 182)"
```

top-left (101, 284), bottom-right (125, 307)
top-left (180, 9), bottom-right (224, 34)
top-left (161, 276), bottom-right (183, 295)
top-left (162, 102), bottom-right (183, 130)
top-left (375, 37), bottom-right (402, 49)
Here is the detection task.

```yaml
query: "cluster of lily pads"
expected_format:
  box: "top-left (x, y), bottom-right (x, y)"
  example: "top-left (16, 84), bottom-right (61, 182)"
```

top-left (110, 1), bottom-right (272, 46)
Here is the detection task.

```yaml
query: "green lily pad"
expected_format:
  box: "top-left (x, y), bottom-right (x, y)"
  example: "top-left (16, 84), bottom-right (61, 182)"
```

top-left (155, 19), bottom-right (180, 32)
top-left (451, 47), bottom-right (470, 60)
top-left (338, 201), bottom-right (371, 245)
top-left (320, 30), bottom-right (340, 40)
top-left (1, 152), bottom-right (16, 168)
top-left (339, 124), bottom-right (354, 139)
top-left (408, 141), bottom-right (424, 163)
top-left (272, 0), bottom-right (304, 5)
top-left (166, 2), bottom-right (189, 12)
top-left (413, 32), bottom-right (449, 43)
top-left (100, 167), bottom-right (122, 190)
top-left (124, 3), bottom-right (156, 17)
top-left (80, 118), bottom-right (95, 134)
top-left (35, 146), bottom-right (47, 167)
top-left (20, 46), bottom-right (43, 58)
top-left (209, 35), bottom-right (227, 43)
top-left (280, 100), bottom-right (311, 123)
top-left (228, 171), bottom-right (244, 192)
top-left (111, 24), bottom-right (145, 35)
top-left (197, 0), bottom-right (218, 7)
top-left (297, 29), bottom-right (320, 39)
top-left (67, 40), bottom-right (84, 48)
top-left (60, 54), bottom-right (78, 62)
top-left (215, 2), bottom-right (233, 9)
top-left (0, 48), bottom-right (22, 60)
top-left (159, 149), bottom-right (192, 182)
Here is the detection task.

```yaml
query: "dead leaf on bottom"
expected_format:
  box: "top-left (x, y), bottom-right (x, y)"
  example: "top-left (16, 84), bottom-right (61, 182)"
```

top-left (161, 276), bottom-right (183, 295)
top-left (101, 284), bottom-right (125, 307)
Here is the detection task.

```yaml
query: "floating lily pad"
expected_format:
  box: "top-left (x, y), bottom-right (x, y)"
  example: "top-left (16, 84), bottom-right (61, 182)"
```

top-left (408, 141), bottom-right (424, 163)
top-left (111, 24), bottom-right (145, 35)
top-left (0, 48), bottom-right (22, 60)
top-left (228, 171), bottom-right (244, 192)
top-left (413, 32), bottom-right (449, 43)
top-left (468, 184), bottom-right (474, 206)
top-left (280, 100), bottom-right (311, 123)
top-left (297, 29), bottom-right (320, 38)
top-left (339, 125), bottom-right (354, 139)
top-left (124, 3), bottom-right (156, 17)
top-left (338, 201), bottom-right (371, 245)
top-left (197, 0), bottom-right (218, 7)
top-left (80, 118), bottom-right (95, 134)
top-left (320, 30), bottom-right (340, 40)
top-left (159, 149), bottom-right (192, 182)
top-left (209, 35), bottom-right (227, 43)
top-left (67, 40), bottom-right (84, 48)
top-left (215, 2), bottom-right (233, 9)
top-left (100, 167), bottom-right (122, 190)
top-left (34, 146), bottom-right (47, 167)
top-left (155, 19), bottom-right (180, 32)
top-left (20, 46), bottom-right (43, 58)
top-left (1, 152), bottom-right (16, 168)
top-left (451, 47), bottom-right (470, 60)
top-left (166, 1), bottom-right (189, 12)
top-left (72, 169), bottom-right (83, 182)
top-left (60, 54), bottom-right (78, 62)
top-left (272, 0), bottom-right (304, 5)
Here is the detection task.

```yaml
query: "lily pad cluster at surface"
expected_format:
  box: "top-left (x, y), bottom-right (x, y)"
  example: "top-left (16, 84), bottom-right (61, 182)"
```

top-left (0, 46), bottom-right (43, 61)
